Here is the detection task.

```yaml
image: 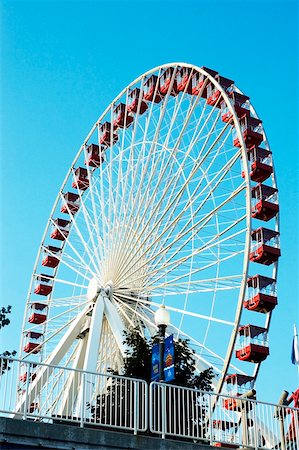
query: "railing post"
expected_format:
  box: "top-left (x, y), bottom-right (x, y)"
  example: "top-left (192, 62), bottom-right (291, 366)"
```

top-left (80, 372), bottom-right (86, 428)
top-left (161, 384), bottom-right (166, 439)
top-left (252, 401), bottom-right (258, 450)
top-left (23, 362), bottom-right (31, 420)
top-left (208, 393), bottom-right (213, 446)
top-left (133, 381), bottom-right (139, 435)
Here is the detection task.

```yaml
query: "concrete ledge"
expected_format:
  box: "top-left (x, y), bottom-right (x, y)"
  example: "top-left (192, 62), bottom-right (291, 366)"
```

top-left (0, 417), bottom-right (215, 450)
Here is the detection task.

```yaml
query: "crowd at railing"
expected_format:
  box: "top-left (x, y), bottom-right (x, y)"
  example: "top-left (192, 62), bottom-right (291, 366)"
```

top-left (0, 357), bottom-right (298, 450)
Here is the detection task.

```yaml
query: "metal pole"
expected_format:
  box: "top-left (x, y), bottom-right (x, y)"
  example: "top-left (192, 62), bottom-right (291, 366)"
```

top-left (158, 324), bottom-right (166, 381)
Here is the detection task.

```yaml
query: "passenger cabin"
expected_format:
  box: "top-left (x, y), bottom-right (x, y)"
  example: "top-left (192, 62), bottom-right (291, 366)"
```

top-left (28, 303), bottom-right (48, 324)
top-left (143, 75), bottom-right (162, 103)
top-left (72, 167), bottom-right (89, 191)
top-left (42, 245), bottom-right (61, 268)
top-left (250, 227), bottom-right (280, 265)
top-left (251, 184), bottom-right (279, 221)
top-left (51, 218), bottom-right (70, 241)
top-left (85, 144), bottom-right (104, 168)
top-left (19, 363), bottom-right (37, 383)
top-left (159, 67), bottom-right (179, 96)
top-left (98, 122), bottom-right (118, 147)
top-left (191, 67), bottom-right (218, 97)
top-left (221, 92), bottom-right (250, 123)
top-left (61, 192), bottom-right (80, 215)
top-left (113, 103), bottom-right (134, 129)
top-left (242, 146), bottom-right (273, 182)
top-left (34, 274), bottom-right (54, 296)
top-left (236, 324), bottom-right (269, 363)
top-left (177, 67), bottom-right (193, 94)
top-left (23, 331), bottom-right (43, 354)
top-left (128, 88), bottom-right (148, 115)
top-left (244, 275), bottom-right (277, 313)
top-left (212, 420), bottom-right (238, 448)
top-left (233, 115), bottom-right (263, 148)
top-left (222, 374), bottom-right (255, 411)
top-left (206, 75), bottom-right (234, 107)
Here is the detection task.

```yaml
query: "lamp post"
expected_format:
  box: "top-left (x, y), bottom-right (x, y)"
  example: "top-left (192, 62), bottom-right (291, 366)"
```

top-left (154, 305), bottom-right (170, 382)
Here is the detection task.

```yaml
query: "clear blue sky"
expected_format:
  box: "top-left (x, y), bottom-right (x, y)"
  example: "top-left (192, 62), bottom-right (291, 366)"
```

top-left (0, 0), bottom-right (298, 404)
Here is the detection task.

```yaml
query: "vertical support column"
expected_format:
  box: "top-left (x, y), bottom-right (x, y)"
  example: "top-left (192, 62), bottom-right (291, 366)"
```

top-left (23, 363), bottom-right (31, 420)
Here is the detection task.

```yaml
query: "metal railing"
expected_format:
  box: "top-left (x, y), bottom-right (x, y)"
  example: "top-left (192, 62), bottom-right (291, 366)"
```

top-left (0, 356), bottom-right (298, 449)
top-left (0, 357), bottom-right (147, 433)
top-left (150, 382), bottom-right (299, 449)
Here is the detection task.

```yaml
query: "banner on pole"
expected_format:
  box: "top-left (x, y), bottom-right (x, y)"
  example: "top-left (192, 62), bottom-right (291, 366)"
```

top-left (163, 334), bottom-right (175, 382)
top-left (151, 343), bottom-right (160, 381)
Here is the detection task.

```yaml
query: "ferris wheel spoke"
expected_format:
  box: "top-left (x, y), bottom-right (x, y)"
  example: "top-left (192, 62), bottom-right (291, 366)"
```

top-left (41, 245), bottom-right (91, 283)
top-left (115, 124), bottom-right (238, 285)
top-left (49, 216), bottom-right (99, 277)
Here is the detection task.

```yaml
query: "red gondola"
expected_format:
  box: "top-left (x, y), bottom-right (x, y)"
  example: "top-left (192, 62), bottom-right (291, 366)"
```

top-left (42, 245), bottom-right (61, 268)
top-left (251, 184), bottom-right (279, 221)
top-left (223, 374), bottom-right (255, 411)
top-left (34, 274), bottom-right (53, 296)
top-left (113, 103), bottom-right (134, 129)
top-left (23, 332), bottom-right (43, 354)
top-left (236, 324), bottom-right (269, 363)
top-left (127, 88), bottom-right (148, 115)
top-left (143, 75), bottom-right (162, 103)
top-left (85, 144), bottom-right (105, 168)
top-left (206, 75), bottom-right (234, 107)
top-left (72, 167), bottom-right (89, 191)
top-left (233, 115), bottom-right (263, 148)
top-left (242, 146), bottom-right (273, 182)
top-left (244, 275), bottom-right (277, 313)
top-left (50, 218), bottom-right (70, 241)
top-left (250, 227), bottom-right (280, 265)
top-left (221, 92), bottom-right (250, 123)
top-left (28, 302), bottom-right (48, 324)
top-left (98, 122), bottom-right (118, 147)
top-left (191, 67), bottom-right (218, 97)
top-left (177, 67), bottom-right (193, 94)
top-left (60, 192), bottom-right (80, 215)
top-left (159, 67), bottom-right (179, 96)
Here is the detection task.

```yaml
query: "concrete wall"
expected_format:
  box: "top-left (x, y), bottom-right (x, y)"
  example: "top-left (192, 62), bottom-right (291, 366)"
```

top-left (0, 417), bottom-right (216, 450)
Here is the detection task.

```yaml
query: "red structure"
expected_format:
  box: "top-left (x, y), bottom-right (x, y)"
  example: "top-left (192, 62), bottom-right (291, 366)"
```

top-left (221, 92), bottom-right (250, 123)
top-left (128, 88), bottom-right (148, 115)
top-left (242, 146), bottom-right (273, 182)
top-left (72, 167), bottom-right (89, 191)
top-left (113, 103), bottom-right (134, 129)
top-left (85, 143), bottom-right (104, 167)
top-left (42, 245), bottom-right (61, 268)
top-left (191, 67), bottom-right (218, 97)
top-left (99, 122), bottom-right (118, 147)
top-left (34, 274), bottom-right (53, 296)
top-left (50, 218), bottom-right (70, 241)
top-left (233, 115), bottom-right (263, 148)
top-left (250, 227), bottom-right (280, 265)
top-left (23, 332), bottom-right (43, 354)
top-left (159, 67), bottom-right (178, 96)
top-left (206, 75), bottom-right (234, 107)
top-left (244, 275), bottom-right (277, 313)
top-left (286, 389), bottom-right (299, 443)
top-left (177, 67), bottom-right (193, 94)
top-left (28, 303), bottom-right (48, 324)
top-left (251, 184), bottom-right (279, 222)
top-left (223, 374), bottom-right (255, 411)
top-left (236, 324), bottom-right (269, 363)
top-left (60, 192), bottom-right (80, 215)
top-left (143, 75), bottom-right (162, 103)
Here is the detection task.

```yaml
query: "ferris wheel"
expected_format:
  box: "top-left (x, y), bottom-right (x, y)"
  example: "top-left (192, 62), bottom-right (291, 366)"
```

top-left (19, 63), bottom-right (280, 401)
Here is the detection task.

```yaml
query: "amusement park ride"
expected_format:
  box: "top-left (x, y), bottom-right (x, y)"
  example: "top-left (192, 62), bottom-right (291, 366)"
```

top-left (14, 63), bottom-right (296, 446)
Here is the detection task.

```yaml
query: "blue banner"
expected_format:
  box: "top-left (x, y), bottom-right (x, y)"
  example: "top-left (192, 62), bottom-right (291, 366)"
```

top-left (163, 334), bottom-right (175, 382)
top-left (151, 343), bottom-right (160, 381)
